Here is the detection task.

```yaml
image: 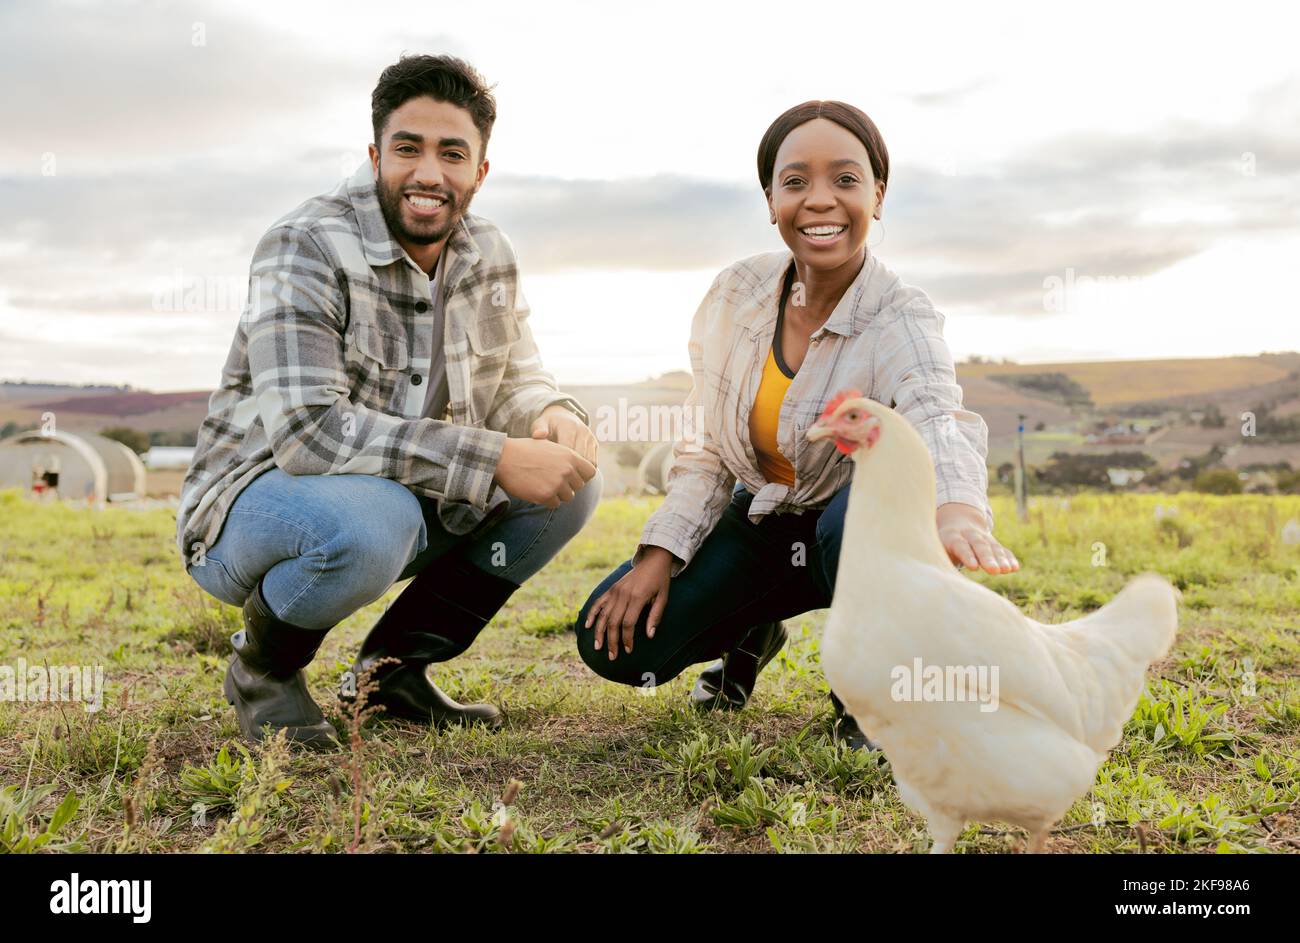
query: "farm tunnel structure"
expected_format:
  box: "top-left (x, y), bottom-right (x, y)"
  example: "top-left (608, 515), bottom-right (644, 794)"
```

top-left (0, 430), bottom-right (147, 503)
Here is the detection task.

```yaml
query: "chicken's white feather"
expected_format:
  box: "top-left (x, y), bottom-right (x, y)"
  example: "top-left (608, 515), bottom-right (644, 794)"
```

top-left (810, 394), bottom-right (1179, 853)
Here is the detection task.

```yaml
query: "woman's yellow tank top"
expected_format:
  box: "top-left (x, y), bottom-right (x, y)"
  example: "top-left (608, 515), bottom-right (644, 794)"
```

top-left (749, 345), bottom-right (795, 486)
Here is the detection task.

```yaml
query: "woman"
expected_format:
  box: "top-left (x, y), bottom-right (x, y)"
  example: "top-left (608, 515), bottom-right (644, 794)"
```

top-left (574, 101), bottom-right (1020, 747)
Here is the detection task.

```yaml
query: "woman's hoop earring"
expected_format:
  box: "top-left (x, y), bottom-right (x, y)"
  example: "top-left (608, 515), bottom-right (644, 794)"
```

top-left (868, 219), bottom-right (885, 248)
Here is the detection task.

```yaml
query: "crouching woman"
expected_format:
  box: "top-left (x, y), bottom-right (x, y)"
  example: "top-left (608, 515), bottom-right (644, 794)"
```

top-left (574, 101), bottom-right (1019, 746)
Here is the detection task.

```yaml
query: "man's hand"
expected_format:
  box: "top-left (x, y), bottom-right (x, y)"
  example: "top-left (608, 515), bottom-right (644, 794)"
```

top-left (937, 502), bottom-right (1020, 574)
top-left (495, 436), bottom-right (597, 508)
top-left (532, 404), bottom-right (598, 466)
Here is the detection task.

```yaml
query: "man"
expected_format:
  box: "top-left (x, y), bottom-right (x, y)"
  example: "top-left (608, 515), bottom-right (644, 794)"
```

top-left (178, 54), bottom-right (601, 749)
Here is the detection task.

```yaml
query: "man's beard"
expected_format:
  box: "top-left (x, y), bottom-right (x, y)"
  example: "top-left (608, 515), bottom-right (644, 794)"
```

top-left (375, 164), bottom-right (475, 246)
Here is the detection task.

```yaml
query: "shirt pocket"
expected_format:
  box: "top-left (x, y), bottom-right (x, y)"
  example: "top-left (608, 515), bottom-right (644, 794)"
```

top-left (351, 321), bottom-right (410, 371)
top-left (466, 310), bottom-right (521, 358)
top-left (346, 277), bottom-right (412, 366)
top-left (464, 309), bottom-right (522, 418)
top-left (345, 291), bottom-right (412, 413)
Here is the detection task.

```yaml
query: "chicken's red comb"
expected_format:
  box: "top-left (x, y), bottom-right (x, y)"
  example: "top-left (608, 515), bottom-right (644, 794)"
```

top-left (818, 388), bottom-right (864, 421)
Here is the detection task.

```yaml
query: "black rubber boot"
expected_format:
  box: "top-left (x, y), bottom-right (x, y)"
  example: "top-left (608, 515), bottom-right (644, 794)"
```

top-left (689, 621), bottom-right (788, 711)
top-left (222, 581), bottom-right (338, 750)
top-left (339, 554), bottom-right (517, 728)
top-left (829, 691), bottom-right (878, 751)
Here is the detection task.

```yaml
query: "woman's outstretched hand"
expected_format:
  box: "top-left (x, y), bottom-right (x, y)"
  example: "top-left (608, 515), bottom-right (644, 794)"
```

top-left (585, 546), bottom-right (675, 660)
top-left (937, 502), bottom-right (1020, 574)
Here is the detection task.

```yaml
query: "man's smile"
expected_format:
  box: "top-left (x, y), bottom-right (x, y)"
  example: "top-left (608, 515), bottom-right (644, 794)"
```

top-left (405, 191), bottom-right (448, 218)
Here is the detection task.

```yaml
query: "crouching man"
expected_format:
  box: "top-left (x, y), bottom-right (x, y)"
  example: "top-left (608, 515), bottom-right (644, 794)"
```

top-left (177, 55), bottom-right (601, 749)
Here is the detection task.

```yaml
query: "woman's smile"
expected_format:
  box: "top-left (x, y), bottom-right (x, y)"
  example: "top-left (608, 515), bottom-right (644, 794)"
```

top-left (797, 222), bottom-right (849, 246)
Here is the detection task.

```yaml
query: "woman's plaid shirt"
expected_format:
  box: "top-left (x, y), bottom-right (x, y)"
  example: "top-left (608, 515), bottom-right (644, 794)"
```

top-left (637, 249), bottom-right (993, 575)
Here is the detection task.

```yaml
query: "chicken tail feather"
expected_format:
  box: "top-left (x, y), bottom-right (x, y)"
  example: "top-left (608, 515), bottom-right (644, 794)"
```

top-left (1093, 571), bottom-right (1180, 666)
top-left (1051, 571), bottom-right (1180, 754)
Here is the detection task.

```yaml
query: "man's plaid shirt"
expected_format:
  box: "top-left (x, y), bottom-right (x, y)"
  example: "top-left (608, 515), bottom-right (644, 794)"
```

top-left (177, 161), bottom-right (587, 560)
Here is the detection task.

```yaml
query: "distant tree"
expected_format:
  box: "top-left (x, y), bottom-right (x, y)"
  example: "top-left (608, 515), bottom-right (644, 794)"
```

top-left (1276, 469), bottom-right (1300, 494)
top-left (1141, 466), bottom-right (1170, 487)
top-left (1038, 450), bottom-right (1155, 489)
top-left (1, 420), bottom-right (38, 439)
top-left (1199, 404), bottom-right (1226, 428)
top-left (1176, 443), bottom-right (1227, 480)
top-left (1242, 460), bottom-right (1292, 473)
top-left (989, 372), bottom-right (1093, 408)
top-left (100, 426), bottom-right (151, 454)
top-left (1034, 420), bottom-right (1046, 431)
top-left (1245, 401), bottom-right (1300, 442)
top-left (1194, 467), bottom-right (1243, 495)
top-left (148, 429), bottom-right (199, 447)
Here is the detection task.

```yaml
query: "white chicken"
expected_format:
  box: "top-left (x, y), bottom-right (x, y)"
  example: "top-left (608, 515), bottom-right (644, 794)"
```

top-left (806, 389), bottom-right (1179, 854)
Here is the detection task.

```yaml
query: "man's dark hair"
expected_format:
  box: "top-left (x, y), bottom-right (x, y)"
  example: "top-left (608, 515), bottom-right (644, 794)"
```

top-left (371, 54), bottom-right (497, 158)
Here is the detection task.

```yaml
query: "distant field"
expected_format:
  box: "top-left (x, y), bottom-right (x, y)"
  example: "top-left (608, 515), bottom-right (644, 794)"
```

top-left (961, 354), bottom-right (1298, 408)
top-left (1, 489), bottom-right (1297, 853)
top-left (4, 356), bottom-right (1297, 480)
top-left (145, 470), bottom-right (186, 498)
top-left (30, 390), bottom-right (211, 417)
top-left (987, 431), bottom-right (1088, 469)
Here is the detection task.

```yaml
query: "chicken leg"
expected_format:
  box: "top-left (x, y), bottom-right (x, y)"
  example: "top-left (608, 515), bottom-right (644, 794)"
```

top-left (928, 816), bottom-right (963, 854)
top-left (1026, 827), bottom-right (1051, 854)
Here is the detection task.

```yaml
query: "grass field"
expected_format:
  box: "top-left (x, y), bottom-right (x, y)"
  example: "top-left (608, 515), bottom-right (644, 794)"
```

top-left (2, 489), bottom-right (1298, 854)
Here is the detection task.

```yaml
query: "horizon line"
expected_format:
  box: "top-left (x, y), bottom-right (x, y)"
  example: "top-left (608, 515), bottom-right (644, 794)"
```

top-left (3, 349), bottom-right (1298, 396)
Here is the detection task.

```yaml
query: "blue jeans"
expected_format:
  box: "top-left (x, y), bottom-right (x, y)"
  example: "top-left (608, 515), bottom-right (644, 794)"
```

top-left (574, 480), bottom-right (848, 686)
top-left (188, 466), bottom-right (604, 629)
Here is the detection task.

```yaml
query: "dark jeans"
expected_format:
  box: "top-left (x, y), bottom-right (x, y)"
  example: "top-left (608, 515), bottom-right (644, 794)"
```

top-left (574, 481), bottom-right (849, 687)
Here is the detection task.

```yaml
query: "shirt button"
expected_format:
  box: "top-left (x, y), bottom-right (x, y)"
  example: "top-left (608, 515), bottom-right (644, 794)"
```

top-left (410, 374), bottom-right (423, 386)
top-left (414, 301), bottom-right (428, 313)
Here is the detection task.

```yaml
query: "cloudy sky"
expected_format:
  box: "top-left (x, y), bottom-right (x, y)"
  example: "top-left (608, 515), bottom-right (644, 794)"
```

top-left (2, 0), bottom-right (1298, 390)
